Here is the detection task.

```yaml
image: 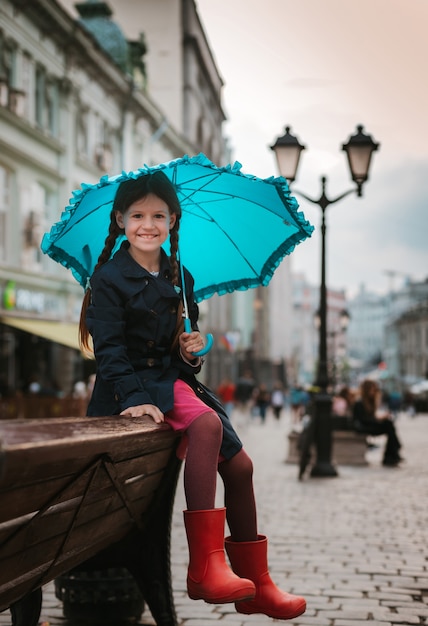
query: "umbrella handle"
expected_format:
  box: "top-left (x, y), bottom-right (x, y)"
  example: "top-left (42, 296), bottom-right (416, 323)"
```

top-left (184, 318), bottom-right (214, 356)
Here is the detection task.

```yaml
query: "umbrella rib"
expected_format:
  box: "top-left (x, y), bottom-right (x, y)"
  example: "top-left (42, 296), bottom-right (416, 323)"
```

top-left (178, 182), bottom-right (296, 221)
top-left (174, 166), bottom-right (299, 220)
top-left (60, 199), bottom-right (115, 234)
top-left (177, 177), bottom-right (299, 278)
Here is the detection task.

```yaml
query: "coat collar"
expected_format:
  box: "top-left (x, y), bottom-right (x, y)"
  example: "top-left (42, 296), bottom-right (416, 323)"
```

top-left (113, 241), bottom-right (172, 280)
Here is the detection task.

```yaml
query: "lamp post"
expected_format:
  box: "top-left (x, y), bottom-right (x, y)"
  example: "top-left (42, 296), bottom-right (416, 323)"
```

top-left (271, 125), bottom-right (379, 477)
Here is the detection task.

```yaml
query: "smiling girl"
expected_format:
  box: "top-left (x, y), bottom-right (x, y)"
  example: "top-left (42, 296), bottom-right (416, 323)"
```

top-left (79, 171), bottom-right (306, 620)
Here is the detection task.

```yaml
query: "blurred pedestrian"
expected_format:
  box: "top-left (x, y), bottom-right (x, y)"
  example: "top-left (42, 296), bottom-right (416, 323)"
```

top-left (217, 377), bottom-right (236, 417)
top-left (290, 386), bottom-right (305, 426)
top-left (270, 381), bottom-right (285, 420)
top-left (253, 383), bottom-right (270, 423)
top-left (234, 370), bottom-right (256, 413)
top-left (386, 389), bottom-right (403, 418)
top-left (333, 385), bottom-right (355, 419)
top-left (352, 379), bottom-right (403, 467)
top-left (331, 385), bottom-right (355, 429)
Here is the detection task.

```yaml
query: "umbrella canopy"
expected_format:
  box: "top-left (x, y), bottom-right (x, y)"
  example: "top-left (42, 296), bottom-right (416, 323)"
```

top-left (41, 153), bottom-right (314, 302)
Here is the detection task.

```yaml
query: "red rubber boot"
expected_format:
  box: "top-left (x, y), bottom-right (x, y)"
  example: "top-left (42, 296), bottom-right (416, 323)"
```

top-left (183, 508), bottom-right (255, 604)
top-left (225, 534), bottom-right (306, 620)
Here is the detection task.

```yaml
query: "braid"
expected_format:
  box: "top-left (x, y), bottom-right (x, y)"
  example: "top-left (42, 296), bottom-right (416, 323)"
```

top-left (79, 212), bottom-right (122, 355)
top-left (169, 216), bottom-right (180, 286)
top-left (169, 216), bottom-right (185, 353)
top-left (94, 213), bottom-right (122, 271)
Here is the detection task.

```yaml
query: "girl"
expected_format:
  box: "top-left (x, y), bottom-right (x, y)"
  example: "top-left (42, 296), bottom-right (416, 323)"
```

top-left (79, 171), bottom-right (306, 620)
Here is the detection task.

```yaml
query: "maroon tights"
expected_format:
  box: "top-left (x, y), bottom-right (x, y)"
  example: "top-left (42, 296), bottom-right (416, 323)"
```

top-left (184, 411), bottom-right (258, 542)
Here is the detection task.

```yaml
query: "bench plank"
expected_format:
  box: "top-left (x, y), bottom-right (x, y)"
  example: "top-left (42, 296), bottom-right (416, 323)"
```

top-left (0, 447), bottom-right (172, 522)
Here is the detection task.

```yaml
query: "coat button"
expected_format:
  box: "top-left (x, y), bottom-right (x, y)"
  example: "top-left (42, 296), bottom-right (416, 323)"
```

top-left (147, 340), bottom-right (155, 349)
top-left (147, 358), bottom-right (155, 367)
top-left (169, 305), bottom-right (177, 314)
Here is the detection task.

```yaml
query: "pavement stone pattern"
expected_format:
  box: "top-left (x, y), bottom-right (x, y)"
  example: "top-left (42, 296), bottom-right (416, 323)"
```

top-left (1, 409), bottom-right (427, 626)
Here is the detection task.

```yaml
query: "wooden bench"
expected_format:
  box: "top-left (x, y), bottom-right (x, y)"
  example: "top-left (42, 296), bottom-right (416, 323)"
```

top-left (286, 428), bottom-right (369, 467)
top-left (0, 415), bottom-right (182, 626)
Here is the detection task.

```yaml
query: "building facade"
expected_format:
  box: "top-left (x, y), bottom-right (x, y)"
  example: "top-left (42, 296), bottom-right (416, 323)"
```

top-left (347, 279), bottom-right (428, 389)
top-left (289, 272), bottom-right (349, 388)
top-left (395, 302), bottom-right (428, 382)
top-left (0, 0), bottom-right (229, 395)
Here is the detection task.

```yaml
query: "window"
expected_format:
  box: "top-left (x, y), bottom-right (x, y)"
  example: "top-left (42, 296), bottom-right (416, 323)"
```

top-left (46, 77), bottom-right (58, 135)
top-left (0, 31), bottom-right (13, 86)
top-left (35, 64), bottom-right (58, 136)
top-left (35, 64), bottom-right (46, 128)
top-left (94, 116), bottom-right (114, 171)
top-left (21, 182), bottom-right (54, 271)
top-left (76, 102), bottom-right (89, 159)
top-left (0, 33), bottom-right (21, 114)
top-left (0, 164), bottom-right (11, 262)
top-left (21, 53), bottom-right (32, 119)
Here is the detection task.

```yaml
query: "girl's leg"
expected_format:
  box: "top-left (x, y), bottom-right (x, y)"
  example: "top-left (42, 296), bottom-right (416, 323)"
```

top-left (184, 411), bottom-right (222, 510)
top-left (220, 448), bottom-right (307, 620)
top-left (183, 413), bottom-right (256, 604)
top-left (218, 449), bottom-right (258, 541)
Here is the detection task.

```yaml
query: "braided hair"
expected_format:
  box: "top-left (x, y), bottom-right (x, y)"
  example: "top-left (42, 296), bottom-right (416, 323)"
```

top-left (79, 170), bottom-right (182, 354)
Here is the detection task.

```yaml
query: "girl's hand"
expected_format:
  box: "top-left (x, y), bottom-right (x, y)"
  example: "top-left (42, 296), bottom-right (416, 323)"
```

top-left (120, 404), bottom-right (164, 423)
top-left (179, 330), bottom-right (204, 360)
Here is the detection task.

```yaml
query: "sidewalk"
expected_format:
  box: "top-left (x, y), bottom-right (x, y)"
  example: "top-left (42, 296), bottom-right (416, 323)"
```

top-left (2, 410), bottom-right (427, 625)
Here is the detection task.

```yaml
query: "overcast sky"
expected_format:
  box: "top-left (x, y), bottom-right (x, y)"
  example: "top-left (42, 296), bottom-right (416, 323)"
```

top-left (196, 0), bottom-right (428, 297)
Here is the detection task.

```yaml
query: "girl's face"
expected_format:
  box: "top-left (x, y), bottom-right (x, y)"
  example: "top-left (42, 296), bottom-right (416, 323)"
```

top-left (115, 193), bottom-right (176, 259)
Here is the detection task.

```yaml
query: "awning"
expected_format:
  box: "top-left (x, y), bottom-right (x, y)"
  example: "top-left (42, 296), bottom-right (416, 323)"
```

top-left (0, 316), bottom-right (80, 351)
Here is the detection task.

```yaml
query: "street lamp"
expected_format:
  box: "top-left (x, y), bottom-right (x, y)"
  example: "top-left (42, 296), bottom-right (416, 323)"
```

top-left (271, 124), bottom-right (379, 477)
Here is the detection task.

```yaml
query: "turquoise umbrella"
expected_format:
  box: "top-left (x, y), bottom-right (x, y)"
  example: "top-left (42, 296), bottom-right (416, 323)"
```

top-left (41, 153), bottom-right (314, 354)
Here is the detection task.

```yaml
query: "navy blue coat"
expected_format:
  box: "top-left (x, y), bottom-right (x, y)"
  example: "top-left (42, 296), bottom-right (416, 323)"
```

top-left (86, 241), bottom-right (242, 460)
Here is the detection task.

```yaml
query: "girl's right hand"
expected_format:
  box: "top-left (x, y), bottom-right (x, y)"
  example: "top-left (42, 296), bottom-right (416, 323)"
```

top-left (120, 404), bottom-right (164, 423)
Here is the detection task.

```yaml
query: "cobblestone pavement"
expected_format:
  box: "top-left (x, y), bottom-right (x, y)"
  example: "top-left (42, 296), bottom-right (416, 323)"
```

top-left (1, 410), bottom-right (427, 626)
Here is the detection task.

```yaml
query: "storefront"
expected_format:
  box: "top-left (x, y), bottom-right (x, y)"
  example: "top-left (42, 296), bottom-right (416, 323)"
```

top-left (0, 277), bottom-right (93, 396)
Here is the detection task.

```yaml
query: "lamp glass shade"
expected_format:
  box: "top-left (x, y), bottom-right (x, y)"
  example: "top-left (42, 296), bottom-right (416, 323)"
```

top-left (274, 145), bottom-right (303, 183)
top-left (271, 127), bottom-right (305, 182)
top-left (339, 309), bottom-right (350, 331)
top-left (342, 125), bottom-right (379, 186)
top-left (314, 310), bottom-right (321, 330)
top-left (344, 144), bottom-right (374, 184)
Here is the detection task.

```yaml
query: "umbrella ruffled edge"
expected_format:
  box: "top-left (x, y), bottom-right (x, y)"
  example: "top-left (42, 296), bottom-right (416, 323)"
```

top-left (41, 152), bottom-right (314, 293)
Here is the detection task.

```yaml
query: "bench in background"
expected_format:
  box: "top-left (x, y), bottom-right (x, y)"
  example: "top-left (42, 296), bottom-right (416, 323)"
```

top-left (286, 428), bottom-right (369, 467)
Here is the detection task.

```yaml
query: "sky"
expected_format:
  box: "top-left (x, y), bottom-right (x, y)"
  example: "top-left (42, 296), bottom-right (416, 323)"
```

top-left (196, 0), bottom-right (428, 297)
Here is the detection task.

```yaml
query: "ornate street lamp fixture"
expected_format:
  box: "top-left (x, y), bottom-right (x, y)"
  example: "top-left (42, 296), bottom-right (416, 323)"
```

top-left (338, 308), bottom-right (350, 332)
top-left (271, 125), bottom-right (379, 477)
top-left (270, 126), bottom-right (305, 183)
top-left (342, 125), bottom-right (379, 195)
